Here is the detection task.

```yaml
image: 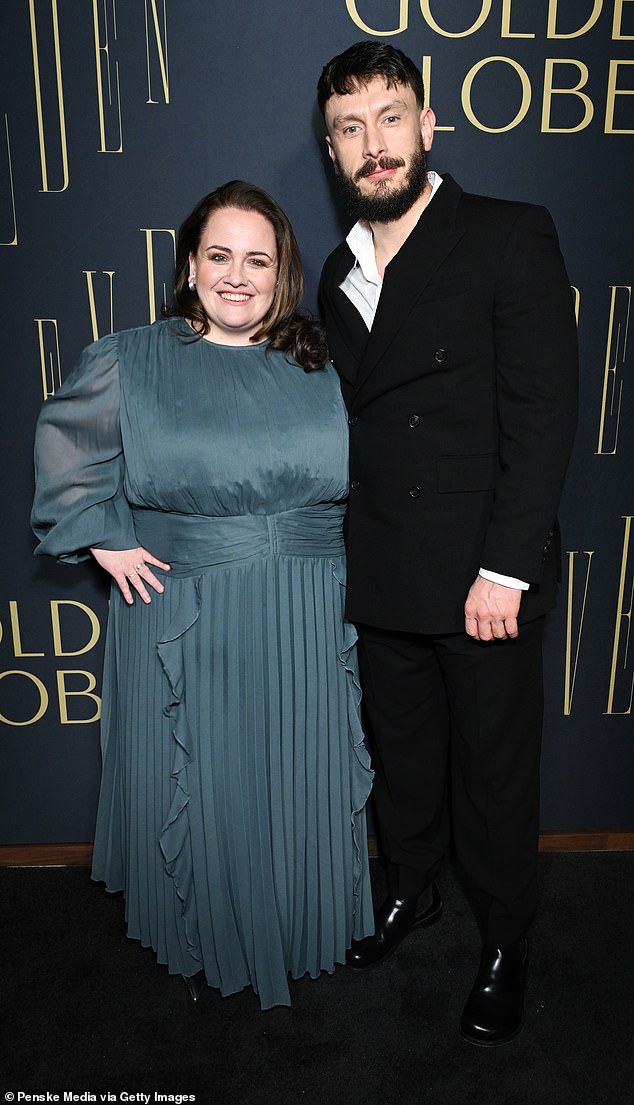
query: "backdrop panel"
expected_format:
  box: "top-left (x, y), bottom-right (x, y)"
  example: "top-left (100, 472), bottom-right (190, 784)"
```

top-left (0, 0), bottom-right (632, 844)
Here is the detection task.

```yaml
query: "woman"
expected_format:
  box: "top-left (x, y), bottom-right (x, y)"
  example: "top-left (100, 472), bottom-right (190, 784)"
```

top-left (32, 181), bottom-right (374, 1009)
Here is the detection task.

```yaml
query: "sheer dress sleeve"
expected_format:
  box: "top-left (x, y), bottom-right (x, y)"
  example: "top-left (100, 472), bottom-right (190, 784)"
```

top-left (31, 332), bottom-right (138, 562)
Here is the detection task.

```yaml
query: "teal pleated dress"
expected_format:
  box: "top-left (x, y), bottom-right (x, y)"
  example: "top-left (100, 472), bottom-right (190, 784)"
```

top-left (32, 319), bottom-right (374, 1009)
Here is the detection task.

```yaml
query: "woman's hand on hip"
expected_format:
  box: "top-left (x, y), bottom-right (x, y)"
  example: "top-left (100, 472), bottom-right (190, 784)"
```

top-left (89, 546), bottom-right (171, 605)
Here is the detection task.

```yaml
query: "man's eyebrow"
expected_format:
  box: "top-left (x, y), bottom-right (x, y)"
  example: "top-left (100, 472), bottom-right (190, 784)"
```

top-left (331, 99), bottom-right (409, 125)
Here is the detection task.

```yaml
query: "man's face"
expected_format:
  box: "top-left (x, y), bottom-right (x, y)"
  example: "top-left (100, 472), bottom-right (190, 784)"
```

top-left (324, 76), bottom-right (435, 223)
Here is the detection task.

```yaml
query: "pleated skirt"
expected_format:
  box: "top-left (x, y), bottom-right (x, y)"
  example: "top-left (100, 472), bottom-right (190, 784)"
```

top-left (91, 549), bottom-right (374, 1009)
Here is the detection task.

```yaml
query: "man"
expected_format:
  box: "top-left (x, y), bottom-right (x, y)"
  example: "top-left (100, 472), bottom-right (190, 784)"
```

top-left (317, 41), bottom-right (578, 1046)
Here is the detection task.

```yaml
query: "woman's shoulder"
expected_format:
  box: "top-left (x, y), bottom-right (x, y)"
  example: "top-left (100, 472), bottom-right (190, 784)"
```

top-left (56, 329), bottom-right (123, 393)
top-left (114, 319), bottom-right (194, 381)
top-left (116, 317), bottom-right (185, 353)
top-left (75, 321), bottom-right (160, 365)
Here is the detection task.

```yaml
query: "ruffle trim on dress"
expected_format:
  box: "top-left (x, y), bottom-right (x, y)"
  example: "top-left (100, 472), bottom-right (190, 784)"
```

top-left (330, 560), bottom-right (374, 935)
top-left (156, 560), bottom-right (374, 978)
top-left (156, 576), bottom-right (203, 964)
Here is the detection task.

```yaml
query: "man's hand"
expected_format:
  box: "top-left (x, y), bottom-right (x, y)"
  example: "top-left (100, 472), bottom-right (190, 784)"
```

top-left (464, 576), bottom-right (522, 641)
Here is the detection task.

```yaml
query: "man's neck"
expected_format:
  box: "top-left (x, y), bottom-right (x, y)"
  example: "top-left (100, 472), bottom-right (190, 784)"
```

top-left (370, 180), bottom-right (433, 277)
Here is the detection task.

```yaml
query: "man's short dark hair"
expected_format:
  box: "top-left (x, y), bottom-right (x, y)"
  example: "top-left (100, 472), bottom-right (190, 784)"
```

top-left (317, 41), bottom-right (425, 118)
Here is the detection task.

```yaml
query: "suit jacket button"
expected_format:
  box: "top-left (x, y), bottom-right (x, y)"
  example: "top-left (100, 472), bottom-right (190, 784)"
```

top-left (408, 485), bottom-right (421, 498)
top-left (434, 348), bottom-right (447, 363)
top-left (408, 414), bottom-right (420, 428)
top-left (348, 415), bottom-right (358, 426)
top-left (351, 479), bottom-right (360, 490)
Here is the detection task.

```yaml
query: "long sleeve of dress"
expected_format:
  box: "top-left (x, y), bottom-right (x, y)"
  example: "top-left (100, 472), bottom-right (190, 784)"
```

top-left (31, 332), bottom-right (138, 562)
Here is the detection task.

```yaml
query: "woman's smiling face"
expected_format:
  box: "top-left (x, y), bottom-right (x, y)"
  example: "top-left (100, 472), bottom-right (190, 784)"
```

top-left (189, 206), bottom-right (278, 344)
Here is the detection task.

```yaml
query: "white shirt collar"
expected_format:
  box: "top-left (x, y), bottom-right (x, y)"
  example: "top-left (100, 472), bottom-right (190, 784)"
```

top-left (345, 170), bottom-right (444, 281)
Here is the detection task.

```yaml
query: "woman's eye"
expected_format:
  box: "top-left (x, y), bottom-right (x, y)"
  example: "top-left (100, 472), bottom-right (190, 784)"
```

top-left (209, 253), bottom-right (227, 263)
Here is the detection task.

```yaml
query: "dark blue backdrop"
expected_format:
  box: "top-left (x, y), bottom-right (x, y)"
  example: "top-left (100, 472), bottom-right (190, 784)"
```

top-left (1, 0), bottom-right (632, 844)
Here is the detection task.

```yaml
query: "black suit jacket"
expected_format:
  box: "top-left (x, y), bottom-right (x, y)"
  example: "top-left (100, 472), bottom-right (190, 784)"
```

top-left (319, 174), bottom-right (578, 635)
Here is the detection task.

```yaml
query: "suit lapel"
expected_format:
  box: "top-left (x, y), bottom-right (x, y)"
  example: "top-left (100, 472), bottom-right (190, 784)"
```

top-left (352, 174), bottom-right (465, 404)
top-left (324, 247), bottom-right (371, 384)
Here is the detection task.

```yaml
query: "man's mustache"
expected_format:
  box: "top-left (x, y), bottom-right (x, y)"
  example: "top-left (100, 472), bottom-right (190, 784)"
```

top-left (355, 156), bottom-right (406, 182)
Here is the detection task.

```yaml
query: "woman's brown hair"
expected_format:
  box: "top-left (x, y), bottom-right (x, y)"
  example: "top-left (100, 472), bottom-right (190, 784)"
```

top-left (164, 180), bottom-right (326, 372)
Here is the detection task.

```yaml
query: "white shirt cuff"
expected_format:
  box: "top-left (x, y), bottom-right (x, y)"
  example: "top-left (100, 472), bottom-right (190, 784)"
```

top-left (479, 568), bottom-right (530, 591)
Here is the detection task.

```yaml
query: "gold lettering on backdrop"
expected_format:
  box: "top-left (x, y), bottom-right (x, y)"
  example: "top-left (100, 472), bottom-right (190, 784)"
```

top-left (345, 0), bottom-right (632, 42)
top-left (0, 115), bottom-right (18, 246)
top-left (597, 285), bottom-right (630, 455)
top-left (605, 60), bottom-right (634, 134)
top-left (141, 228), bottom-right (176, 323)
top-left (606, 516), bottom-right (634, 715)
top-left (9, 602), bottom-right (45, 658)
top-left (92, 0), bottom-right (123, 153)
top-left (501, 0), bottom-right (535, 38)
top-left (28, 0), bottom-right (69, 192)
top-left (571, 286), bottom-right (581, 324)
top-left (0, 671), bottom-right (48, 726)
top-left (421, 57), bottom-right (456, 131)
top-left (145, 0), bottom-right (170, 104)
top-left (563, 551), bottom-right (594, 715)
top-left (57, 670), bottom-right (101, 723)
top-left (50, 600), bottom-right (101, 657)
top-left (345, 0), bottom-right (407, 35)
top-left (420, 0), bottom-right (492, 37)
top-left (462, 57), bottom-right (532, 132)
top-left (83, 270), bottom-right (116, 340)
top-left (613, 0), bottom-right (634, 38)
top-left (542, 60), bottom-right (594, 132)
top-left (547, 0), bottom-right (603, 39)
top-left (36, 319), bottom-right (62, 400)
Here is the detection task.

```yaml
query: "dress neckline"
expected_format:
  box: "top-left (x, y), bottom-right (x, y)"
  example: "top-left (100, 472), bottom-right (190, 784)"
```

top-left (184, 319), bottom-right (268, 350)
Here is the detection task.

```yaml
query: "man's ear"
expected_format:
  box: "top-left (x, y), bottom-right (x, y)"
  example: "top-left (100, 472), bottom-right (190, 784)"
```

top-left (325, 135), bottom-right (338, 172)
top-left (420, 107), bottom-right (436, 152)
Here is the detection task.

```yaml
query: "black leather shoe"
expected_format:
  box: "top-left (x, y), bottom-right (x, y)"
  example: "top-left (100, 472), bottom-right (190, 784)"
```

top-left (346, 881), bottom-right (442, 970)
top-left (460, 938), bottom-right (528, 1046)
top-left (182, 970), bottom-right (206, 1002)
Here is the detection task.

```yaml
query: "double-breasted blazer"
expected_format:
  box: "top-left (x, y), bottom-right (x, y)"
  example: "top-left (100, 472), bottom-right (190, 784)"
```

top-left (319, 174), bottom-right (578, 635)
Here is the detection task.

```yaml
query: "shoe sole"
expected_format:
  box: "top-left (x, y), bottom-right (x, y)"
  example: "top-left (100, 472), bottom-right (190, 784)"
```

top-left (459, 1010), bottom-right (526, 1047)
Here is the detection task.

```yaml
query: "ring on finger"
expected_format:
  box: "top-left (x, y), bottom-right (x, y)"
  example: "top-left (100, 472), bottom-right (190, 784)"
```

top-left (134, 562), bottom-right (144, 571)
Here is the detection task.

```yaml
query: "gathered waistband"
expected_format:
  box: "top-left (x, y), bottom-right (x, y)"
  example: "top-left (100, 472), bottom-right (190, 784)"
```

top-left (132, 503), bottom-right (346, 574)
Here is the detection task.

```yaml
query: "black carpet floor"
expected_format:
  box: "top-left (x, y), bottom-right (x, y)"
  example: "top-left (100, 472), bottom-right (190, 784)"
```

top-left (1, 853), bottom-right (632, 1105)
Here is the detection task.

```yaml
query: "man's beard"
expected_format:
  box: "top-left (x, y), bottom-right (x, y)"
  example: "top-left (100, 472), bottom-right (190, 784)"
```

top-left (335, 141), bottom-right (428, 223)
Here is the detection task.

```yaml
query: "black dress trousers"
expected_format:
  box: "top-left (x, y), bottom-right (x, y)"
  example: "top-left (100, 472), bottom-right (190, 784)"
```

top-left (357, 617), bottom-right (545, 948)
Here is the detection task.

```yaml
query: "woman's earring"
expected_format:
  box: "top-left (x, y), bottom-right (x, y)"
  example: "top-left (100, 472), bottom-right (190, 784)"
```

top-left (188, 274), bottom-right (196, 291)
